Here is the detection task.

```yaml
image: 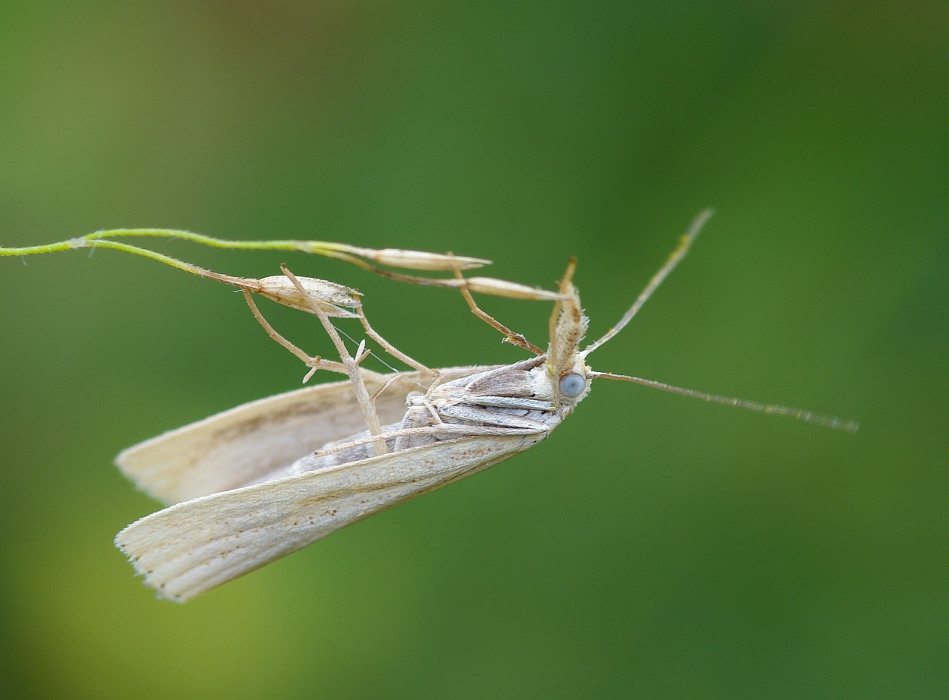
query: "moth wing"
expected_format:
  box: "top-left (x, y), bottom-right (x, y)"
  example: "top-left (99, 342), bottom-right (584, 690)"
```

top-left (116, 366), bottom-right (494, 506)
top-left (115, 374), bottom-right (416, 505)
top-left (115, 433), bottom-right (541, 602)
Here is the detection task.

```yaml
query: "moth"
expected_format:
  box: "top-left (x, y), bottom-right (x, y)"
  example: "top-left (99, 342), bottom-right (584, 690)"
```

top-left (113, 212), bottom-right (856, 601)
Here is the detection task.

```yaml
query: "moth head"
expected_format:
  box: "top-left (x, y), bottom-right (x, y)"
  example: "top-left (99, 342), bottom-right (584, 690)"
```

top-left (542, 212), bottom-right (711, 405)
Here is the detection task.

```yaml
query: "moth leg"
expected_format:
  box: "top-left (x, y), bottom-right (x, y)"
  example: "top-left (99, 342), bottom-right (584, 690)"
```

top-left (451, 263), bottom-right (543, 355)
top-left (437, 404), bottom-right (550, 431)
top-left (242, 290), bottom-right (350, 381)
top-left (429, 423), bottom-right (547, 439)
top-left (356, 304), bottom-right (437, 378)
top-left (281, 264), bottom-right (388, 456)
top-left (367, 369), bottom-right (410, 409)
top-left (420, 396), bottom-right (444, 425)
top-left (318, 422), bottom-right (545, 458)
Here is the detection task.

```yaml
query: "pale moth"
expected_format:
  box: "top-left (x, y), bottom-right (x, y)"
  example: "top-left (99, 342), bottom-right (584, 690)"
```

top-left (103, 212), bottom-right (858, 601)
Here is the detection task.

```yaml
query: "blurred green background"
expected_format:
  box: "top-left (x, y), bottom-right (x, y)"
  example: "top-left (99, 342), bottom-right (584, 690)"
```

top-left (1, 1), bottom-right (947, 697)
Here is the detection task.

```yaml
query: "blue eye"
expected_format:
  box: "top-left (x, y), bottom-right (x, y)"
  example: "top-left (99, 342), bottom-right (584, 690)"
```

top-left (559, 372), bottom-right (586, 398)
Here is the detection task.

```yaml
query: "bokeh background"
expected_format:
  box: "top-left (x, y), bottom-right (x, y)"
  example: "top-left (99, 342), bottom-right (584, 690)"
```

top-left (1, 1), bottom-right (947, 697)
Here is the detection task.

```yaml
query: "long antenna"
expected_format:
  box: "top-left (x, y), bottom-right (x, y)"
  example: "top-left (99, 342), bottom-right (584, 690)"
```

top-left (581, 209), bottom-right (714, 358)
top-left (591, 371), bottom-right (859, 432)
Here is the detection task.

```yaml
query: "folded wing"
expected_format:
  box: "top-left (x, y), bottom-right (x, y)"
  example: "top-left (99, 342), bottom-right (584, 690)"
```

top-left (116, 367), bottom-right (494, 505)
top-left (115, 433), bottom-right (540, 601)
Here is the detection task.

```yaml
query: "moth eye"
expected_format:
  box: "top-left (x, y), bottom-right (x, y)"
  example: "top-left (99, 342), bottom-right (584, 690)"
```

top-left (559, 372), bottom-right (586, 398)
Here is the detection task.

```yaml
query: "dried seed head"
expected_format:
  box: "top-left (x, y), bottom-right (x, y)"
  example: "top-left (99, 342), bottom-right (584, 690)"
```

top-left (256, 276), bottom-right (360, 318)
top-left (445, 276), bottom-right (566, 301)
top-left (352, 247), bottom-right (490, 271)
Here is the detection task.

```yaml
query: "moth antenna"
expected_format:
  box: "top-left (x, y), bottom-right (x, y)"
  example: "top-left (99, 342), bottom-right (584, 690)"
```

top-left (590, 371), bottom-right (859, 433)
top-left (581, 209), bottom-right (714, 359)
